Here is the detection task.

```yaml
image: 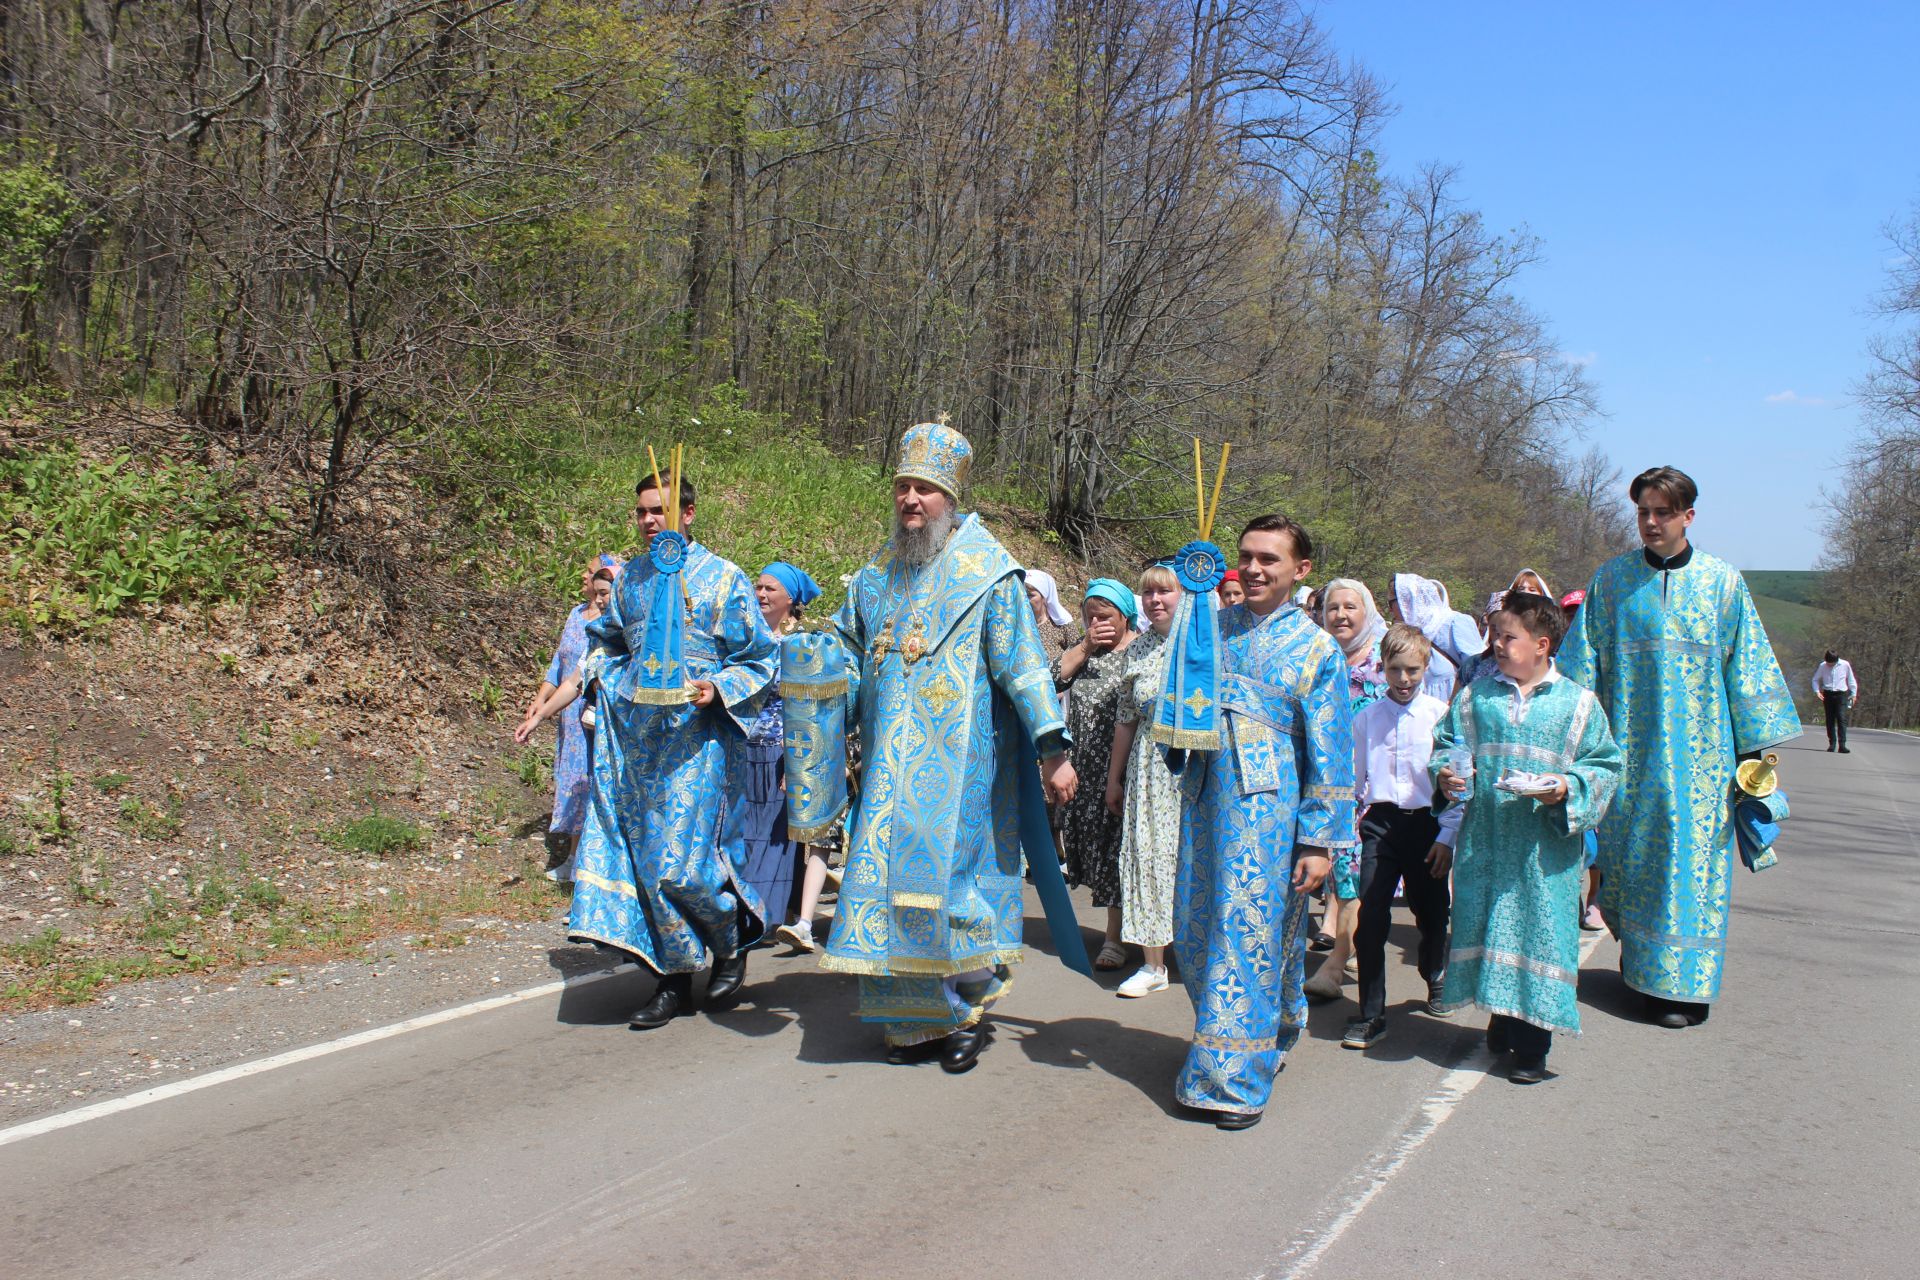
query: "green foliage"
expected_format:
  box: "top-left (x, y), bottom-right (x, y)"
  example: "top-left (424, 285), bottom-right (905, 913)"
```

top-left (516, 744), bottom-right (554, 788)
top-left (329, 813), bottom-right (424, 858)
top-left (1, 445), bottom-right (273, 633)
top-left (4, 927), bottom-right (62, 967)
top-left (473, 675), bottom-right (505, 717)
top-left (0, 159), bottom-right (76, 298)
top-left (91, 772), bottom-right (132, 793)
top-left (1744, 570), bottom-right (1830, 609)
top-left (118, 792), bottom-right (184, 840)
top-left (471, 385), bottom-right (888, 616)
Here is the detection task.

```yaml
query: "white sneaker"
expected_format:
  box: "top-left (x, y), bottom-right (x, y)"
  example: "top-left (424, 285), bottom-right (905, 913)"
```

top-left (775, 921), bottom-right (816, 953)
top-left (1117, 965), bottom-right (1169, 997)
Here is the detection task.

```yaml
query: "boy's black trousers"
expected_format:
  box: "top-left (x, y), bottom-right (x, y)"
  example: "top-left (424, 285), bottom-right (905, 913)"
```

top-left (1354, 802), bottom-right (1452, 1022)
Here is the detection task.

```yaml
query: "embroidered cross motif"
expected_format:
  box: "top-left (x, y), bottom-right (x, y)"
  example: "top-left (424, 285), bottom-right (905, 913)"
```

top-left (954, 550), bottom-right (988, 578)
top-left (920, 672), bottom-right (961, 715)
top-left (642, 654), bottom-right (667, 678)
top-left (1182, 689), bottom-right (1214, 718)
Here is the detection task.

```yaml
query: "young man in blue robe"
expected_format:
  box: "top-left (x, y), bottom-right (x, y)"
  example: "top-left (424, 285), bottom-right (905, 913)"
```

top-left (1558, 465), bottom-right (1801, 1029)
top-left (521, 474), bottom-right (780, 1029)
top-left (807, 422), bottom-right (1079, 1073)
top-left (1173, 514), bottom-right (1357, 1129)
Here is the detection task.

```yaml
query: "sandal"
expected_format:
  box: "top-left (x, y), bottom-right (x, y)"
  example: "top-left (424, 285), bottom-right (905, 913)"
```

top-left (1094, 940), bottom-right (1128, 971)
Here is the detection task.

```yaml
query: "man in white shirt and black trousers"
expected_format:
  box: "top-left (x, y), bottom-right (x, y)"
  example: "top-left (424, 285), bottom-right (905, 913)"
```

top-left (1342, 622), bottom-right (1465, 1050)
top-left (1811, 649), bottom-right (1859, 754)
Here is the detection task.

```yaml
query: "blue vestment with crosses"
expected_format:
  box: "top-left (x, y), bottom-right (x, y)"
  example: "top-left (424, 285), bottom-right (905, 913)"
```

top-left (816, 514), bottom-right (1069, 1047)
top-left (568, 540), bottom-right (779, 974)
top-left (1174, 602), bottom-right (1358, 1116)
top-left (1557, 548), bottom-right (1800, 1004)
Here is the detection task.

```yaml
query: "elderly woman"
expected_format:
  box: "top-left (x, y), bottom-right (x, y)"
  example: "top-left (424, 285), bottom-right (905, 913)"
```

top-left (1303, 577), bottom-right (1388, 1000)
top-left (1054, 577), bottom-right (1138, 970)
top-left (1102, 562), bottom-right (1182, 995)
top-left (1024, 567), bottom-right (1078, 659)
top-left (523, 555), bottom-right (621, 882)
top-left (739, 560), bottom-right (820, 947)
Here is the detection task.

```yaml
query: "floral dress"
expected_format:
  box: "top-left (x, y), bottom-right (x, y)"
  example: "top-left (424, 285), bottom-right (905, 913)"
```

top-left (1115, 630), bottom-right (1179, 947)
top-left (545, 604), bottom-right (594, 841)
top-left (1332, 635), bottom-right (1388, 899)
top-left (1054, 640), bottom-right (1130, 907)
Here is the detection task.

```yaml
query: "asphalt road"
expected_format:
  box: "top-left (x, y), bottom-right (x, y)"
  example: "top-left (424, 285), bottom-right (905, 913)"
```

top-left (2, 731), bottom-right (1914, 1279)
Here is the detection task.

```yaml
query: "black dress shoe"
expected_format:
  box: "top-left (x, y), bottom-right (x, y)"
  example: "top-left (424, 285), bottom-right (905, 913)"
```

top-left (1508, 1054), bottom-right (1549, 1084)
top-left (1839, 746), bottom-right (1850, 754)
top-left (705, 952), bottom-right (748, 1007)
top-left (940, 1020), bottom-right (992, 1074)
top-left (1426, 978), bottom-right (1451, 1017)
top-left (629, 974), bottom-right (693, 1029)
top-left (885, 1038), bottom-right (943, 1066)
top-left (1216, 1110), bottom-right (1263, 1130)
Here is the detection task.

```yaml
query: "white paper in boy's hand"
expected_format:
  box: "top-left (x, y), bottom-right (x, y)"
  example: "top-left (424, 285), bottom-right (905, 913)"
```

top-left (1495, 771), bottom-right (1560, 796)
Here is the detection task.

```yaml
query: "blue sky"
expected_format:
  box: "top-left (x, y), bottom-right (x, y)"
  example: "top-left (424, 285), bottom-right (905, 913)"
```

top-left (1317, 0), bottom-right (1920, 570)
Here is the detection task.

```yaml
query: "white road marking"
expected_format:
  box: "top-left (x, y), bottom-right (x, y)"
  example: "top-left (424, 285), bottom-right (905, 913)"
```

top-left (0, 963), bottom-right (637, 1150)
top-left (1259, 930), bottom-right (1609, 1280)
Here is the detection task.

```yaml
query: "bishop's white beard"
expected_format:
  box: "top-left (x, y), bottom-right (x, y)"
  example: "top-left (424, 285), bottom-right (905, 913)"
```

top-left (893, 508), bottom-right (957, 567)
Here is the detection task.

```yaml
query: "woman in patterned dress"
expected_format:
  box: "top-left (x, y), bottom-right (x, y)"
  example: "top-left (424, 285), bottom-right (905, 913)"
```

top-left (1053, 578), bottom-right (1138, 969)
top-left (1103, 562), bottom-right (1181, 996)
top-left (522, 556), bottom-right (621, 883)
top-left (1305, 577), bottom-right (1388, 1001)
top-left (739, 561), bottom-right (821, 946)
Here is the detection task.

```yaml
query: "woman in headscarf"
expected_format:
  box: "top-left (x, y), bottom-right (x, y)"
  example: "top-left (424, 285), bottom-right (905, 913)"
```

top-left (1216, 569), bottom-right (1245, 608)
top-left (1302, 577), bottom-right (1388, 999)
top-left (1458, 569), bottom-right (1557, 694)
top-left (521, 554), bottom-right (621, 883)
top-left (740, 560), bottom-right (819, 948)
top-left (1390, 573), bottom-right (1488, 701)
top-left (1054, 577), bottom-right (1139, 969)
top-left (1023, 567), bottom-right (1078, 659)
top-left (1103, 561), bottom-right (1182, 996)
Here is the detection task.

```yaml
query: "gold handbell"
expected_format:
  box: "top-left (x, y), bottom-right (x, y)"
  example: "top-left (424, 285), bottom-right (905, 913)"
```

top-left (1736, 752), bottom-right (1781, 798)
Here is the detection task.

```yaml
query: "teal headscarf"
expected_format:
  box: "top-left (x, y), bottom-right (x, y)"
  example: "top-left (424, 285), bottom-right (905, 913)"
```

top-left (1083, 577), bottom-right (1139, 627)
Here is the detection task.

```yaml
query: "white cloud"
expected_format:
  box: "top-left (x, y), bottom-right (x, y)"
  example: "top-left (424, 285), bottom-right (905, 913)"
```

top-left (1558, 350), bottom-right (1599, 368)
top-left (1763, 390), bottom-right (1836, 407)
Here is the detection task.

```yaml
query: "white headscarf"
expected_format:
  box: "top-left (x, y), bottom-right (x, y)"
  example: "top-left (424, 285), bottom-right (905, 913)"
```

top-left (1320, 578), bottom-right (1386, 662)
top-left (1023, 568), bottom-right (1074, 627)
top-left (1507, 567), bottom-right (1554, 601)
top-left (1393, 573), bottom-right (1488, 664)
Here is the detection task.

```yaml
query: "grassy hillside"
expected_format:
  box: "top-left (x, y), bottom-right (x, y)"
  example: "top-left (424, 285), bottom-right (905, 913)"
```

top-left (1744, 569), bottom-right (1828, 608)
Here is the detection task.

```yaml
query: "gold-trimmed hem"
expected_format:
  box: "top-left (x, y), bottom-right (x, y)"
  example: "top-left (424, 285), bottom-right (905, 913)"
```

top-left (819, 947), bottom-right (1025, 978)
top-left (627, 685), bottom-right (693, 706)
top-left (1150, 725), bottom-right (1221, 750)
top-left (781, 676), bottom-right (850, 699)
top-left (891, 891), bottom-right (944, 909)
top-left (788, 815), bottom-right (846, 844)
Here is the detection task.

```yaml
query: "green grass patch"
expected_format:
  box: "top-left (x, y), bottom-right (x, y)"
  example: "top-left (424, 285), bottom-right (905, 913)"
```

top-left (92, 772), bottom-right (132, 793)
top-left (2, 927), bottom-right (62, 967)
top-left (118, 792), bottom-right (183, 840)
top-left (467, 387), bottom-right (890, 617)
top-left (328, 813), bottom-right (424, 857)
top-left (0, 444), bottom-right (275, 633)
top-left (1744, 569), bottom-right (1829, 608)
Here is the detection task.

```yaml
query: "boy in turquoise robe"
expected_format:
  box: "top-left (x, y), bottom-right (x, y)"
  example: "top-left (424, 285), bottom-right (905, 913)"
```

top-left (1557, 466), bottom-right (1800, 1027)
top-left (1433, 592), bottom-right (1623, 1083)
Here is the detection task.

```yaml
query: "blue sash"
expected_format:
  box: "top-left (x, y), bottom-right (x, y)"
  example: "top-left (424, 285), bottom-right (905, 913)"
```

top-left (628, 530), bottom-right (690, 705)
top-left (781, 630), bottom-right (852, 842)
top-left (1152, 540), bottom-right (1228, 768)
top-left (1016, 721), bottom-right (1093, 978)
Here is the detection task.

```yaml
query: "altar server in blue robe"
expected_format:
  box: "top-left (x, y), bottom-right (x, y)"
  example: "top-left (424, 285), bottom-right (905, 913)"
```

top-left (806, 421), bottom-right (1078, 1074)
top-left (518, 473), bottom-right (780, 1029)
top-left (1558, 465), bottom-right (1800, 1029)
top-left (1174, 514), bottom-right (1358, 1129)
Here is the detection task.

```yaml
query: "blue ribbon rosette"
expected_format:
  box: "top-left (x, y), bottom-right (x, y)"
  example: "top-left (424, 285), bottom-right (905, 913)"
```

top-left (1151, 539), bottom-right (1228, 768)
top-left (629, 528), bottom-right (690, 705)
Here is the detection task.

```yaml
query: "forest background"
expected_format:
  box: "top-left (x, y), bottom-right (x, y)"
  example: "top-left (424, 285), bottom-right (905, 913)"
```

top-left (0, 2), bottom-right (1909, 1003)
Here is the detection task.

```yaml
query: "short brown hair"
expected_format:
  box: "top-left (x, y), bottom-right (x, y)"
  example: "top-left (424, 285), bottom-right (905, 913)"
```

top-left (1629, 465), bottom-right (1696, 511)
top-left (1379, 623), bottom-right (1432, 667)
top-left (1240, 513), bottom-right (1313, 561)
top-left (636, 474), bottom-right (697, 507)
top-left (1494, 591), bottom-right (1567, 653)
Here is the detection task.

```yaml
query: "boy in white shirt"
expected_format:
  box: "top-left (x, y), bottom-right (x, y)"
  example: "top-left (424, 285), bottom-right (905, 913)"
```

top-left (1343, 624), bottom-right (1462, 1050)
